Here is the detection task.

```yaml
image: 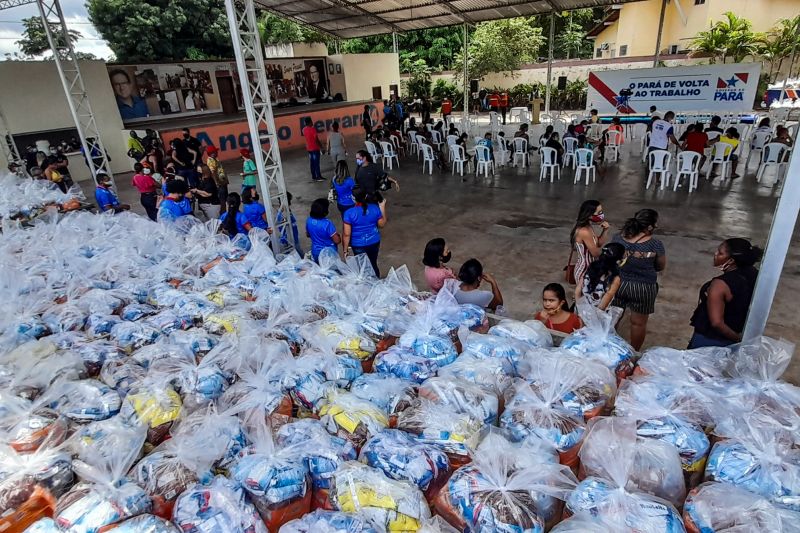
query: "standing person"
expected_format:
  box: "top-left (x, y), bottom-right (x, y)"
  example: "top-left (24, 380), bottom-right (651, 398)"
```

top-left (534, 283), bottom-right (583, 334)
top-left (241, 187), bottom-right (270, 231)
top-left (306, 198), bottom-right (341, 262)
top-left (354, 150), bottom-right (399, 199)
top-left (301, 118), bottom-right (324, 182)
top-left (441, 97), bottom-right (452, 126)
top-left (488, 92), bottom-right (500, 113)
top-left (443, 259), bottom-right (503, 312)
top-left (131, 162), bottom-right (159, 221)
top-left (422, 237), bottom-right (455, 294)
top-left (182, 128), bottom-right (203, 167)
top-left (499, 91), bottom-right (509, 125)
top-left (219, 192), bottom-right (253, 237)
top-left (688, 239), bottom-right (762, 348)
top-left (395, 99), bottom-right (406, 132)
top-left (330, 160), bottom-right (356, 218)
top-left (141, 144), bottom-right (163, 174)
top-left (342, 188), bottom-right (386, 277)
top-left (611, 209), bottom-right (666, 351)
top-left (127, 131), bottom-right (145, 162)
top-left (239, 148), bottom-right (258, 194)
top-left (326, 121), bottom-right (347, 166)
top-left (575, 242), bottom-right (625, 311)
top-left (170, 138), bottom-right (198, 187)
top-left (648, 111), bottom-right (680, 157)
top-left (421, 98), bottom-right (431, 124)
top-left (204, 146), bottom-right (229, 212)
top-left (158, 179), bottom-right (193, 223)
top-left (192, 164), bottom-right (220, 221)
top-left (95, 172), bottom-right (129, 213)
top-left (570, 200), bottom-right (610, 287)
top-left (648, 105), bottom-right (660, 119)
top-left (43, 158), bottom-right (67, 193)
top-left (362, 105), bottom-right (373, 140)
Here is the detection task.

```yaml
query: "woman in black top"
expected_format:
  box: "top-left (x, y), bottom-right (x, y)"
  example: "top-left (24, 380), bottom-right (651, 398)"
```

top-left (362, 105), bottom-right (373, 140)
top-left (191, 164), bottom-right (220, 220)
top-left (688, 238), bottom-right (762, 348)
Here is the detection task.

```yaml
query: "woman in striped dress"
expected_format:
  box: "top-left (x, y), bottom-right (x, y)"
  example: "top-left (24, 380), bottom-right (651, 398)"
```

top-left (570, 200), bottom-right (610, 289)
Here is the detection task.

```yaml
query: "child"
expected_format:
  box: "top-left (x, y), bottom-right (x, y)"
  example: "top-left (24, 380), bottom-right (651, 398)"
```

top-left (576, 242), bottom-right (624, 311)
top-left (534, 283), bottom-right (583, 334)
top-left (330, 160), bottom-right (356, 218)
top-left (306, 198), bottom-right (341, 263)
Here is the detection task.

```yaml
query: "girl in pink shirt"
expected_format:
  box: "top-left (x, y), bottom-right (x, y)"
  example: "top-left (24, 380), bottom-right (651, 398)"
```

top-left (422, 237), bottom-right (456, 293)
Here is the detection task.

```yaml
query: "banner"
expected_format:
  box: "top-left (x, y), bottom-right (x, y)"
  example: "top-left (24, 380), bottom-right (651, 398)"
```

top-left (586, 63), bottom-right (761, 114)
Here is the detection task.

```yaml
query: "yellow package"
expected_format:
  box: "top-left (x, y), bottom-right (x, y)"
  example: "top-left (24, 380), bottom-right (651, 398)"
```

top-left (127, 388), bottom-right (182, 427)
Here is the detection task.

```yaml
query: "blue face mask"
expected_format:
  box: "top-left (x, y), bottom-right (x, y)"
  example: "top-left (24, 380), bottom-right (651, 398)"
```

top-left (356, 158), bottom-right (364, 166)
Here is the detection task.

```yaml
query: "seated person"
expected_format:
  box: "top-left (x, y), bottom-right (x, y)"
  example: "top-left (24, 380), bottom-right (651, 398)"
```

top-left (682, 122), bottom-right (709, 168)
top-left (514, 123), bottom-right (531, 145)
top-left (538, 125), bottom-right (554, 148)
top-left (95, 172), bottom-right (130, 213)
top-left (443, 258), bottom-right (503, 312)
top-left (563, 124), bottom-right (577, 139)
top-left (534, 283), bottom-right (583, 334)
top-left (544, 132), bottom-right (563, 165)
top-left (478, 132), bottom-right (494, 161)
top-left (575, 120), bottom-right (589, 135)
top-left (597, 117), bottom-right (624, 162)
top-left (773, 125), bottom-right (793, 147)
top-left (707, 126), bottom-right (741, 177)
top-left (496, 131), bottom-right (510, 151)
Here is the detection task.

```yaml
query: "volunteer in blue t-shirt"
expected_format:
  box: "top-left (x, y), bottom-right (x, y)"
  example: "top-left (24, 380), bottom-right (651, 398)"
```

top-left (219, 192), bottom-right (253, 237)
top-left (330, 161), bottom-right (356, 218)
top-left (241, 187), bottom-right (272, 232)
top-left (158, 179), bottom-right (193, 222)
top-left (306, 198), bottom-right (341, 263)
top-left (94, 171), bottom-right (129, 213)
top-left (342, 187), bottom-right (387, 277)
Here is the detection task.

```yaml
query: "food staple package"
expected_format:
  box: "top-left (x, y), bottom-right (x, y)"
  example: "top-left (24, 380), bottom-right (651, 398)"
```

top-left (279, 509), bottom-right (382, 532)
top-left (561, 304), bottom-right (634, 382)
top-left (171, 475), bottom-right (267, 533)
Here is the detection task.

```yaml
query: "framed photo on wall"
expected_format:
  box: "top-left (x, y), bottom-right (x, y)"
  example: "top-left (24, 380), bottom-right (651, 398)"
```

top-left (336, 64), bottom-right (342, 74)
top-left (328, 63), bottom-right (335, 76)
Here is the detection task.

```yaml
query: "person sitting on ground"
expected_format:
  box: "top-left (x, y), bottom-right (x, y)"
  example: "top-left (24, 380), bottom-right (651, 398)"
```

top-left (534, 283), bottom-right (583, 334)
top-left (545, 132), bottom-right (564, 166)
top-left (330, 160), bottom-right (356, 218)
top-left (443, 258), bottom-right (503, 312)
top-left (576, 242), bottom-right (624, 311)
top-left (220, 192), bottom-right (253, 238)
top-left (241, 187), bottom-right (271, 232)
top-left (95, 172), bottom-right (129, 213)
top-left (422, 237), bottom-right (456, 294)
top-left (682, 122), bottom-right (709, 169)
top-left (306, 198), bottom-right (341, 263)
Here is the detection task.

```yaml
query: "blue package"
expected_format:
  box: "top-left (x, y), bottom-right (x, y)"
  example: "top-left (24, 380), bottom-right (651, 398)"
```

top-left (276, 419), bottom-right (357, 490)
top-left (374, 345), bottom-right (441, 384)
top-left (121, 303), bottom-right (157, 321)
top-left (360, 429), bottom-right (449, 492)
top-left (281, 509), bottom-right (381, 532)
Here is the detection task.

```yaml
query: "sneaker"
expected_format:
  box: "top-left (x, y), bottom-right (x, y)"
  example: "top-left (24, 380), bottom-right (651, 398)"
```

top-left (312, 177), bottom-right (325, 182)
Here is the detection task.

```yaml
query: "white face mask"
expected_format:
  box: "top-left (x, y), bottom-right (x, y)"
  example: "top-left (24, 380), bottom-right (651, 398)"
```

top-left (143, 168), bottom-right (151, 175)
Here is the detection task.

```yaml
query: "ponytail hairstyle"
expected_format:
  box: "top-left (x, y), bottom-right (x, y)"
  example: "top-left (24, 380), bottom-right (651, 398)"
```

top-left (585, 242), bottom-right (625, 293)
top-left (224, 192), bottom-right (242, 236)
top-left (570, 199), bottom-right (601, 244)
top-left (543, 282), bottom-right (570, 312)
top-left (423, 238), bottom-right (446, 268)
top-left (621, 208), bottom-right (659, 238)
top-left (241, 187), bottom-right (255, 204)
top-left (723, 238), bottom-right (763, 268)
top-left (335, 160), bottom-right (350, 184)
top-left (352, 186), bottom-right (369, 214)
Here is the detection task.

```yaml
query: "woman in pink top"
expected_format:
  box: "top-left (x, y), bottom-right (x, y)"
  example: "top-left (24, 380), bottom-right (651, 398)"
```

top-left (422, 237), bottom-right (456, 293)
top-left (131, 162), bottom-right (160, 221)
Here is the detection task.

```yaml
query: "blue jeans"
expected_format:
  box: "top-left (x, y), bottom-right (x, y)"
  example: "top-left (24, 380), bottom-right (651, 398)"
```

top-left (687, 331), bottom-right (733, 349)
top-left (308, 150), bottom-right (322, 180)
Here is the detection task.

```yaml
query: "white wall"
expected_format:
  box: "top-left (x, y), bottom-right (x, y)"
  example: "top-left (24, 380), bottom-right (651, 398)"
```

top-left (331, 53), bottom-right (401, 101)
top-left (0, 60), bottom-right (128, 178)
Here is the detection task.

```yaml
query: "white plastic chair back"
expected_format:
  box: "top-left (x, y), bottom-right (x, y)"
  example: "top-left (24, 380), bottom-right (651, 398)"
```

top-left (710, 142), bottom-right (730, 162)
top-left (365, 140), bottom-right (379, 158)
top-left (574, 148), bottom-right (595, 186)
top-left (540, 147), bottom-right (557, 166)
top-left (408, 132), bottom-right (418, 155)
top-left (446, 135), bottom-right (458, 147)
top-left (474, 145), bottom-right (493, 177)
top-left (674, 151), bottom-right (701, 192)
top-left (475, 144), bottom-right (491, 162)
top-left (450, 144), bottom-right (468, 176)
top-left (379, 141), bottom-right (398, 170)
top-left (421, 143), bottom-right (435, 174)
top-left (431, 130), bottom-right (443, 146)
top-left (751, 131), bottom-right (772, 149)
top-left (756, 142), bottom-right (789, 183)
top-left (389, 135), bottom-right (403, 155)
top-left (647, 149), bottom-right (672, 190)
top-left (539, 147), bottom-right (560, 182)
top-left (512, 137), bottom-right (528, 167)
top-left (606, 130), bottom-right (623, 146)
top-left (563, 137), bottom-right (578, 168)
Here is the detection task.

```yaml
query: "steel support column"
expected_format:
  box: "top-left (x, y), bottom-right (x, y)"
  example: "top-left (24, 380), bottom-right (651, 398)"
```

top-left (653, 0), bottom-right (667, 67)
top-left (224, 0), bottom-right (295, 253)
top-left (392, 31), bottom-right (398, 54)
top-left (0, 104), bottom-right (23, 169)
top-left (544, 13), bottom-right (555, 115)
top-left (462, 22), bottom-right (469, 131)
top-left (36, 0), bottom-right (114, 188)
top-left (743, 143), bottom-right (800, 341)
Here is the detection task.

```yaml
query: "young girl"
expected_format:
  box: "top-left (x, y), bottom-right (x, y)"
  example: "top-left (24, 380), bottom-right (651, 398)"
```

top-left (535, 283), bottom-right (583, 334)
top-left (330, 160), bottom-right (356, 217)
top-left (576, 242), bottom-right (624, 310)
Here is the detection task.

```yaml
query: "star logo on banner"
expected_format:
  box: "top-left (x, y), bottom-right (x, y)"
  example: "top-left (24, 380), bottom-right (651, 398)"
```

top-left (726, 76), bottom-right (739, 88)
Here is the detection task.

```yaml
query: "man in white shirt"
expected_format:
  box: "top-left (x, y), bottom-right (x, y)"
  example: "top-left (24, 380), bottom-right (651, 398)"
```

top-left (648, 111), bottom-right (679, 152)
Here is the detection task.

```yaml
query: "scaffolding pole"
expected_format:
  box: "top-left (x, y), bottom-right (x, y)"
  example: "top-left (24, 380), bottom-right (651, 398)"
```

top-left (0, 103), bottom-right (23, 169)
top-left (224, 0), bottom-right (295, 253)
top-left (462, 22), bottom-right (469, 131)
top-left (544, 13), bottom-right (555, 115)
top-left (392, 31), bottom-right (398, 54)
top-left (36, 0), bottom-right (114, 189)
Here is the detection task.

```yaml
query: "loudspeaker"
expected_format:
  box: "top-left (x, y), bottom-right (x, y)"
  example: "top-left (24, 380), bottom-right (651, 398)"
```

top-left (557, 76), bottom-right (568, 91)
top-left (470, 79), bottom-right (479, 93)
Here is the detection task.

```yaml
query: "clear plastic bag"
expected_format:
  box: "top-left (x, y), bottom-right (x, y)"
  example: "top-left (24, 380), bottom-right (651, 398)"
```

top-left (349, 373), bottom-right (416, 418)
top-left (102, 514), bottom-right (181, 532)
top-left (74, 339), bottom-right (126, 377)
top-left (418, 376), bottom-right (500, 425)
top-left (488, 318), bottom-right (553, 349)
top-left (436, 352), bottom-right (515, 398)
top-left (433, 430), bottom-right (576, 532)
top-left (120, 303), bottom-right (157, 322)
top-left (43, 379), bottom-right (121, 423)
top-left (279, 509), bottom-right (382, 532)
top-left (579, 416), bottom-right (687, 508)
top-left (396, 292), bottom-right (460, 368)
top-left (561, 303), bottom-right (635, 381)
top-left (172, 475), bottom-right (267, 533)
top-left (458, 328), bottom-right (526, 373)
top-left (360, 428), bottom-right (450, 496)
top-left (285, 351), bottom-right (362, 412)
top-left (0, 444), bottom-right (73, 516)
top-left (170, 407), bottom-right (247, 469)
top-left (318, 389), bottom-right (389, 451)
top-left (109, 321), bottom-right (161, 352)
top-left (148, 344), bottom-right (231, 410)
top-left (99, 359), bottom-right (147, 397)
top-left (683, 481), bottom-right (800, 533)
top-left (373, 345), bottom-right (441, 384)
top-left (635, 345), bottom-right (733, 384)
top-left (329, 461), bottom-right (431, 531)
top-left (118, 379), bottom-right (182, 446)
top-left (0, 396), bottom-right (68, 453)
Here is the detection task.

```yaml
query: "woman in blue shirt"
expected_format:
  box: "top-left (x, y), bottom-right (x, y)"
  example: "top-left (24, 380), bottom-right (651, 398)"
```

top-left (306, 198), bottom-right (341, 263)
top-left (330, 160), bottom-right (356, 218)
top-left (219, 192), bottom-right (253, 237)
top-left (241, 187), bottom-right (271, 232)
top-left (342, 187), bottom-right (386, 277)
top-left (158, 179), bottom-right (193, 222)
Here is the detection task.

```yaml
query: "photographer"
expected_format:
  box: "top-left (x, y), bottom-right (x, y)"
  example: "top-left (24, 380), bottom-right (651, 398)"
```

top-left (353, 150), bottom-right (399, 201)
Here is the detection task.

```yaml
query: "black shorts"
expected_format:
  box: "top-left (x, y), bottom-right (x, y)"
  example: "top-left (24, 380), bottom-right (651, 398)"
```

top-left (612, 280), bottom-right (659, 315)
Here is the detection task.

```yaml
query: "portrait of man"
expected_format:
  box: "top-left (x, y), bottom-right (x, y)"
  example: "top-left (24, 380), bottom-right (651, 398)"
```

top-left (109, 68), bottom-right (149, 120)
top-left (305, 59), bottom-right (329, 101)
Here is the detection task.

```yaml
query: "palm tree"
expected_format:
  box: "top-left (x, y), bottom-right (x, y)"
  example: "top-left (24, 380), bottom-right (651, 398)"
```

top-left (690, 26), bottom-right (727, 63)
top-left (690, 12), bottom-right (759, 64)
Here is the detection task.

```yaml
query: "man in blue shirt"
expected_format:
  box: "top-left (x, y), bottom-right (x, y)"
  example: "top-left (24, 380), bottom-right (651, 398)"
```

top-left (94, 172), bottom-right (129, 213)
top-left (110, 69), bottom-right (149, 120)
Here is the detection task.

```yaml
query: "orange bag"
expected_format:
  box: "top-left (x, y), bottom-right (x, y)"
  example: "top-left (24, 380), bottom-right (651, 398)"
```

top-left (0, 486), bottom-right (56, 533)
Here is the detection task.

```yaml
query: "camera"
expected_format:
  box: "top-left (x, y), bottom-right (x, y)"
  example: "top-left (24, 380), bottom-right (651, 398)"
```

top-left (619, 88), bottom-right (633, 97)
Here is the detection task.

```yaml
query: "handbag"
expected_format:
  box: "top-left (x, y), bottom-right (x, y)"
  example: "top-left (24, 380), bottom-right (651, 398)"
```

top-left (564, 247), bottom-right (576, 285)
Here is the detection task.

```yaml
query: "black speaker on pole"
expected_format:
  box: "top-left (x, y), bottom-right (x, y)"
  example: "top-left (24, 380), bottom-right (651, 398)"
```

top-left (557, 76), bottom-right (568, 91)
top-left (470, 79), bottom-right (479, 93)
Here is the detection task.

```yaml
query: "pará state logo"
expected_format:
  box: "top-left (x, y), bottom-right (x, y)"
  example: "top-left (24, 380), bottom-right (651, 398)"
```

top-left (714, 73), bottom-right (749, 101)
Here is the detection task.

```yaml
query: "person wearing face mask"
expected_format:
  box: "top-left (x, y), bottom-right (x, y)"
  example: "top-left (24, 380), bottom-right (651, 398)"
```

top-left (688, 238), bottom-right (762, 348)
top-left (422, 238), bottom-right (456, 294)
top-left (353, 150), bottom-right (398, 201)
top-left (95, 172), bottom-right (129, 213)
top-left (611, 208), bottom-right (666, 351)
top-left (569, 200), bottom-right (610, 287)
top-left (181, 128), bottom-right (202, 166)
top-left (131, 162), bottom-right (159, 221)
top-left (46, 146), bottom-right (73, 188)
top-left (535, 283), bottom-right (583, 334)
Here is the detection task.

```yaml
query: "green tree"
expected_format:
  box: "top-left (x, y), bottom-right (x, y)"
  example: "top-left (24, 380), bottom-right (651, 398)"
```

top-left (258, 13), bottom-right (328, 45)
top-left (455, 18), bottom-right (544, 80)
top-left (690, 12), bottom-right (760, 64)
top-left (556, 20), bottom-right (590, 59)
top-left (15, 16), bottom-right (81, 57)
top-left (759, 16), bottom-right (800, 80)
top-left (343, 27), bottom-right (465, 71)
top-left (87, 0), bottom-right (233, 62)
top-left (402, 58), bottom-right (432, 98)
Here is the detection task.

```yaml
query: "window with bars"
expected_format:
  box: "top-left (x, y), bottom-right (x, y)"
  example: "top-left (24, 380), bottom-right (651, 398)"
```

top-left (619, 45), bottom-right (628, 56)
top-left (694, 0), bottom-right (706, 5)
top-left (596, 48), bottom-right (603, 58)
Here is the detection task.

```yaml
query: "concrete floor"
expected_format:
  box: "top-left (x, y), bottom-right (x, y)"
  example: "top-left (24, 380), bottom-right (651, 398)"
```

top-left (101, 122), bottom-right (800, 384)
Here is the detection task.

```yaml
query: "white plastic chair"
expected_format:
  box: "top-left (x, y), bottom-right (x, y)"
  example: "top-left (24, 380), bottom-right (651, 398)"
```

top-left (588, 123), bottom-right (603, 139)
top-left (420, 143), bottom-right (435, 175)
top-left (430, 130), bottom-right (444, 151)
top-left (390, 134), bottom-right (404, 157)
top-left (756, 143), bottom-right (788, 183)
top-left (605, 130), bottom-right (623, 163)
top-left (574, 148), bottom-right (595, 186)
top-left (512, 137), bottom-right (529, 167)
top-left (705, 142), bottom-right (734, 181)
top-left (539, 147), bottom-right (560, 182)
top-left (563, 137), bottom-right (578, 168)
top-left (494, 139), bottom-right (510, 167)
top-left (474, 145), bottom-right (494, 178)
top-left (449, 144), bottom-right (469, 176)
top-left (379, 141), bottom-right (399, 170)
top-left (415, 136), bottom-right (427, 161)
top-left (745, 130), bottom-right (771, 169)
top-left (673, 151), bottom-right (701, 193)
top-left (364, 141), bottom-right (380, 162)
top-left (640, 132), bottom-right (651, 162)
top-left (646, 150), bottom-right (672, 190)
top-left (407, 132), bottom-right (418, 157)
